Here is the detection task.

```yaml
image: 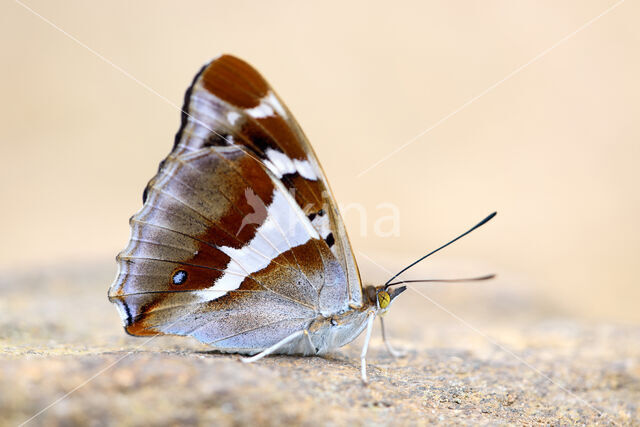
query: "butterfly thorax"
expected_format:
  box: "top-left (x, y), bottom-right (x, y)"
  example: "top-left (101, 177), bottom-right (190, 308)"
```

top-left (304, 285), bottom-right (403, 355)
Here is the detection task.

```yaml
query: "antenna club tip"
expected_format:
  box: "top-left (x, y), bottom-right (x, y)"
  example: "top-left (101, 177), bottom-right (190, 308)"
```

top-left (475, 211), bottom-right (497, 228)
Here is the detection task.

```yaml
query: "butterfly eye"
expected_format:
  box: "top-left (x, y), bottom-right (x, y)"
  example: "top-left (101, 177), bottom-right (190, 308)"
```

top-left (172, 270), bottom-right (188, 285)
top-left (377, 291), bottom-right (390, 309)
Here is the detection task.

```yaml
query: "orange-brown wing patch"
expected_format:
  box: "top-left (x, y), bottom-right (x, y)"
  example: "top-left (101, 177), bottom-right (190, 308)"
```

top-left (201, 55), bottom-right (269, 109)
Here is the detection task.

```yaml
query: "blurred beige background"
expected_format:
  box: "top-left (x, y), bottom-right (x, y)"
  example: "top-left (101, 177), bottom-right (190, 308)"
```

top-left (1, 0), bottom-right (638, 322)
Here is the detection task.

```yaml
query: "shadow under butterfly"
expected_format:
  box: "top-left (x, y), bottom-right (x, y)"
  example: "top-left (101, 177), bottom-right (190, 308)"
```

top-left (108, 54), bottom-right (496, 383)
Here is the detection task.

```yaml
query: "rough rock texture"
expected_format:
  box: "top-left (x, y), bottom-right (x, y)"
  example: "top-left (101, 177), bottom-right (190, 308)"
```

top-left (1, 265), bottom-right (638, 426)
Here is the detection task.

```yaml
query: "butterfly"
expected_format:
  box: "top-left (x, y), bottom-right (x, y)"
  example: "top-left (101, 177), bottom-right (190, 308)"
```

top-left (108, 54), bottom-right (495, 383)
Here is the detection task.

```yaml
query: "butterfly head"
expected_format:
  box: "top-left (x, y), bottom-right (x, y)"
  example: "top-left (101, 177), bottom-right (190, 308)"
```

top-left (365, 285), bottom-right (407, 313)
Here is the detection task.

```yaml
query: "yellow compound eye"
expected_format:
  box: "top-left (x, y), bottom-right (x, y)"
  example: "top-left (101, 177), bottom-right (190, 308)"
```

top-left (377, 291), bottom-right (391, 309)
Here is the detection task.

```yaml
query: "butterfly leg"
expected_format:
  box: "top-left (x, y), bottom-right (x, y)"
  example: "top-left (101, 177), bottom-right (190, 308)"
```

top-left (241, 329), bottom-right (306, 363)
top-left (380, 316), bottom-right (406, 358)
top-left (303, 330), bottom-right (318, 355)
top-left (360, 311), bottom-right (376, 384)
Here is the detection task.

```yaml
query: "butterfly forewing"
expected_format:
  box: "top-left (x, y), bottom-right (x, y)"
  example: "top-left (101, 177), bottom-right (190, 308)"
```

top-left (170, 55), bottom-right (363, 306)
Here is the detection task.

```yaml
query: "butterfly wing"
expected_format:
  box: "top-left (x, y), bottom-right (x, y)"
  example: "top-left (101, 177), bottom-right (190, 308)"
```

top-left (109, 145), bottom-right (348, 351)
top-left (108, 55), bottom-right (362, 352)
top-left (169, 55), bottom-right (363, 307)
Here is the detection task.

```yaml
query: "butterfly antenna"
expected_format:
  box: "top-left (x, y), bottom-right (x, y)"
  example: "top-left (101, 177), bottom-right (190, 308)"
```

top-left (385, 274), bottom-right (495, 288)
top-left (383, 212), bottom-right (497, 289)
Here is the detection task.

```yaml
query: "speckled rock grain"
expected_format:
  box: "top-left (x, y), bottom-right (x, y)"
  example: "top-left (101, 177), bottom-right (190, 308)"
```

top-left (1, 266), bottom-right (638, 426)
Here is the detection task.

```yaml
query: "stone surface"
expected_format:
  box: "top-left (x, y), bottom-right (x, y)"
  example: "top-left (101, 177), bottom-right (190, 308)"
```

top-left (1, 265), bottom-right (638, 426)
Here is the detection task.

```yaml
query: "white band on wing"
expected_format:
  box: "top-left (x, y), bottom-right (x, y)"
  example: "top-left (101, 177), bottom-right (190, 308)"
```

top-left (196, 187), bottom-right (319, 301)
top-left (264, 148), bottom-right (317, 181)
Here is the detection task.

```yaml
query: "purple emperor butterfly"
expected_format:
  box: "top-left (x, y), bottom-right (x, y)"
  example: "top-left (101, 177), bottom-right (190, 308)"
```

top-left (108, 55), bottom-right (495, 382)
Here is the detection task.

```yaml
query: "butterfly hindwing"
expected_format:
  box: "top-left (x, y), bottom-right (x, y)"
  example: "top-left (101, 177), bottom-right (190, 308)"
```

top-left (109, 145), bottom-right (348, 350)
